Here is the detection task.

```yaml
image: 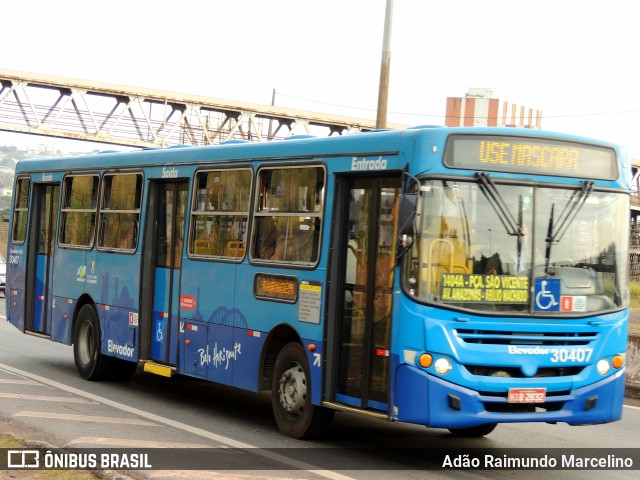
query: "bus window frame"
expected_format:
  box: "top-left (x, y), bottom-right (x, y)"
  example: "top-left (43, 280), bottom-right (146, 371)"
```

top-left (11, 176), bottom-right (31, 245)
top-left (188, 165), bottom-right (253, 262)
top-left (58, 172), bottom-right (100, 250)
top-left (249, 163), bottom-right (326, 269)
top-left (96, 170), bottom-right (144, 254)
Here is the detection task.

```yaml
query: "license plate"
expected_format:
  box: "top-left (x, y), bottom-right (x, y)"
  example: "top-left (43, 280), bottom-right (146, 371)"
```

top-left (508, 388), bottom-right (546, 403)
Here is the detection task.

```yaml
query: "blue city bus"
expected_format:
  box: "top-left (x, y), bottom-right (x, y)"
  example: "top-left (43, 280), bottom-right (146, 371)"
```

top-left (6, 126), bottom-right (630, 438)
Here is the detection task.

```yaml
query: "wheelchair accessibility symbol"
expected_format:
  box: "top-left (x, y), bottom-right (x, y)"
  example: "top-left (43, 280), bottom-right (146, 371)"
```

top-left (156, 322), bottom-right (164, 342)
top-left (534, 278), bottom-right (561, 311)
top-left (153, 317), bottom-right (165, 343)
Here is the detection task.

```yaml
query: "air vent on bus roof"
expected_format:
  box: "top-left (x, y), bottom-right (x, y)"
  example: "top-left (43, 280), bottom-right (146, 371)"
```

top-left (220, 139), bottom-right (251, 145)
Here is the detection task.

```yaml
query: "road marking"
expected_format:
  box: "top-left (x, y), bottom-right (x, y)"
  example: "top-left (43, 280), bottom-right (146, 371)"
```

top-left (0, 361), bottom-right (355, 480)
top-left (143, 472), bottom-right (294, 480)
top-left (144, 472), bottom-right (302, 480)
top-left (0, 378), bottom-right (40, 385)
top-left (67, 437), bottom-right (215, 448)
top-left (0, 393), bottom-right (95, 403)
top-left (624, 404), bottom-right (640, 411)
top-left (14, 411), bottom-right (160, 426)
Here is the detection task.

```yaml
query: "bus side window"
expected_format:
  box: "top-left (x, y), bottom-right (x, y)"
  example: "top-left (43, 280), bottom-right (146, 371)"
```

top-left (97, 173), bottom-right (142, 252)
top-left (11, 177), bottom-right (30, 244)
top-left (189, 168), bottom-right (252, 259)
top-left (60, 174), bottom-right (99, 248)
top-left (252, 166), bottom-right (324, 265)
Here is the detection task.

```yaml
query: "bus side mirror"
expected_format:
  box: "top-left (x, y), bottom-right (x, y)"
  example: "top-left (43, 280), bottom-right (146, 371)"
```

top-left (398, 192), bottom-right (417, 237)
top-left (396, 193), bottom-right (417, 256)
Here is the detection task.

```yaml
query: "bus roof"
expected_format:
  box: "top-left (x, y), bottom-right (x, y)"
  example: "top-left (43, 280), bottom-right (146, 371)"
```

top-left (15, 126), bottom-right (627, 182)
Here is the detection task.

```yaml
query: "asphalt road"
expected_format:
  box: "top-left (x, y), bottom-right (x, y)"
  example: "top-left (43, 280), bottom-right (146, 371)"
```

top-left (1, 303), bottom-right (640, 480)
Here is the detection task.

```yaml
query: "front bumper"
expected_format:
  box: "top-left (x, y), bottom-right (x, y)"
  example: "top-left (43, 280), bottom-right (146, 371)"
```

top-left (393, 364), bottom-right (625, 429)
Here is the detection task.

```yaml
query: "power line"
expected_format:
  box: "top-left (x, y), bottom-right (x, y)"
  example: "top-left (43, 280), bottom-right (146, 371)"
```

top-left (275, 91), bottom-right (640, 121)
top-left (543, 109), bottom-right (640, 119)
top-left (275, 92), bottom-right (439, 118)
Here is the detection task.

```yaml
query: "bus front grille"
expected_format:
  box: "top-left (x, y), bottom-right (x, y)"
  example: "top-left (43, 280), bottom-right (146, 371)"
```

top-left (463, 365), bottom-right (584, 378)
top-left (455, 329), bottom-right (598, 346)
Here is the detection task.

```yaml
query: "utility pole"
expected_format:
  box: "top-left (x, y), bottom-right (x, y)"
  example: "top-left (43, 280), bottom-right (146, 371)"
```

top-left (376, 0), bottom-right (394, 129)
top-left (268, 88), bottom-right (276, 140)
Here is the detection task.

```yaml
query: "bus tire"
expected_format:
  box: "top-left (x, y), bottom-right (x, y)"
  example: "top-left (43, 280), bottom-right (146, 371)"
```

top-left (73, 304), bottom-right (111, 381)
top-left (271, 342), bottom-right (334, 439)
top-left (448, 423), bottom-right (497, 437)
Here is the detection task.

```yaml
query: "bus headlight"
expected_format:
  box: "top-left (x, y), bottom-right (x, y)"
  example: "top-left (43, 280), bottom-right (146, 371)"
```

top-left (596, 359), bottom-right (610, 375)
top-left (434, 358), bottom-right (452, 375)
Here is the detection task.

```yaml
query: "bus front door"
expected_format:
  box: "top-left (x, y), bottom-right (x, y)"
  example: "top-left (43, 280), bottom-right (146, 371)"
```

top-left (332, 175), bottom-right (401, 411)
top-left (148, 181), bottom-right (188, 365)
top-left (25, 183), bottom-right (59, 335)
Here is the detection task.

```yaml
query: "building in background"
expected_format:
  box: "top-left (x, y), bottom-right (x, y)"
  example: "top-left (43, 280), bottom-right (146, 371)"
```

top-left (445, 88), bottom-right (542, 129)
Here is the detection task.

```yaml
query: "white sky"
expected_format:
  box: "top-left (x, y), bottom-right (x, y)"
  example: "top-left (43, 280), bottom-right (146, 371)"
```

top-left (1, 0), bottom-right (640, 158)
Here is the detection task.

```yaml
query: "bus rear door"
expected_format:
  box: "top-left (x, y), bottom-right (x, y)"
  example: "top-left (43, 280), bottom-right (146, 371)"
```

top-left (327, 174), bottom-right (401, 412)
top-left (24, 182), bottom-right (60, 336)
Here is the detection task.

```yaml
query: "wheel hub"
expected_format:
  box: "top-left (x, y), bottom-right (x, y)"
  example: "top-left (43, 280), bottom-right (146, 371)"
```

top-left (278, 363), bottom-right (307, 414)
top-left (78, 321), bottom-right (95, 365)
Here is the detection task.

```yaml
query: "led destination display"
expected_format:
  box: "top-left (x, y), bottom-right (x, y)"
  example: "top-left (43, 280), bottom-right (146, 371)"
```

top-left (444, 134), bottom-right (618, 180)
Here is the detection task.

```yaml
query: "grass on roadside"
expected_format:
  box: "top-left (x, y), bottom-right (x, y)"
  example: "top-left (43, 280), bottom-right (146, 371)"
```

top-left (0, 432), bottom-right (100, 479)
top-left (0, 432), bottom-right (23, 448)
top-left (631, 281), bottom-right (640, 309)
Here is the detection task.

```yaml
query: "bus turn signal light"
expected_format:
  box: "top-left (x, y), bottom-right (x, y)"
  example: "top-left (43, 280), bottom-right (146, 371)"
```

top-left (612, 355), bottom-right (624, 369)
top-left (418, 353), bottom-right (433, 368)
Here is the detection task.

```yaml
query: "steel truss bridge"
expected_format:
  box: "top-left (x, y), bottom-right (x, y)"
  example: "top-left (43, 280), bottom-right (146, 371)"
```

top-left (0, 69), bottom-right (402, 148)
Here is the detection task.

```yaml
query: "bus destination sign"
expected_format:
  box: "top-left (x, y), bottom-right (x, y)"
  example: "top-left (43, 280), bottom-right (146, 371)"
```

top-left (444, 134), bottom-right (618, 180)
top-left (440, 273), bottom-right (529, 304)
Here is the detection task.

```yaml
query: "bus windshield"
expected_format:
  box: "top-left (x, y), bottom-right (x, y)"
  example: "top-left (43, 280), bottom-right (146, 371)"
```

top-left (404, 178), bottom-right (629, 314)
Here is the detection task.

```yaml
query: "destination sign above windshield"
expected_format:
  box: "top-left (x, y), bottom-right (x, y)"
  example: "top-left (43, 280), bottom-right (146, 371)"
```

top-left (444, 134), bottom-right (618, 180)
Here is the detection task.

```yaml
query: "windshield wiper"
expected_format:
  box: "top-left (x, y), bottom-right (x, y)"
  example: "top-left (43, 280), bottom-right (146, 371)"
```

top-left (544, 180), bottom-right (594, 273)
top-left (476, 172), bottom-right (523, 237)
top-left (515, 195), bottom-right (524, 272)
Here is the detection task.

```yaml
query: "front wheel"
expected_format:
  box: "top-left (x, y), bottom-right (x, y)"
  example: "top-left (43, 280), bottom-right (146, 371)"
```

top-left (271, 342), bottom-right (334, 439)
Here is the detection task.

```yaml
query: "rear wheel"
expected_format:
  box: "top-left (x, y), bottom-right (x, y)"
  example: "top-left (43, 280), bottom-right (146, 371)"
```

top-left (271, 342), bottom-right (334, 439)
top-left (73, 304), bottom-right (137, 381)
top-left (73, 305), bottom-right (108, 380)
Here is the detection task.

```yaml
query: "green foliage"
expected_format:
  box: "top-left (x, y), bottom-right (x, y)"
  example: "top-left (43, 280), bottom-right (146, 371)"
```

top-left (631, 281), bottom-right (640, 309)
